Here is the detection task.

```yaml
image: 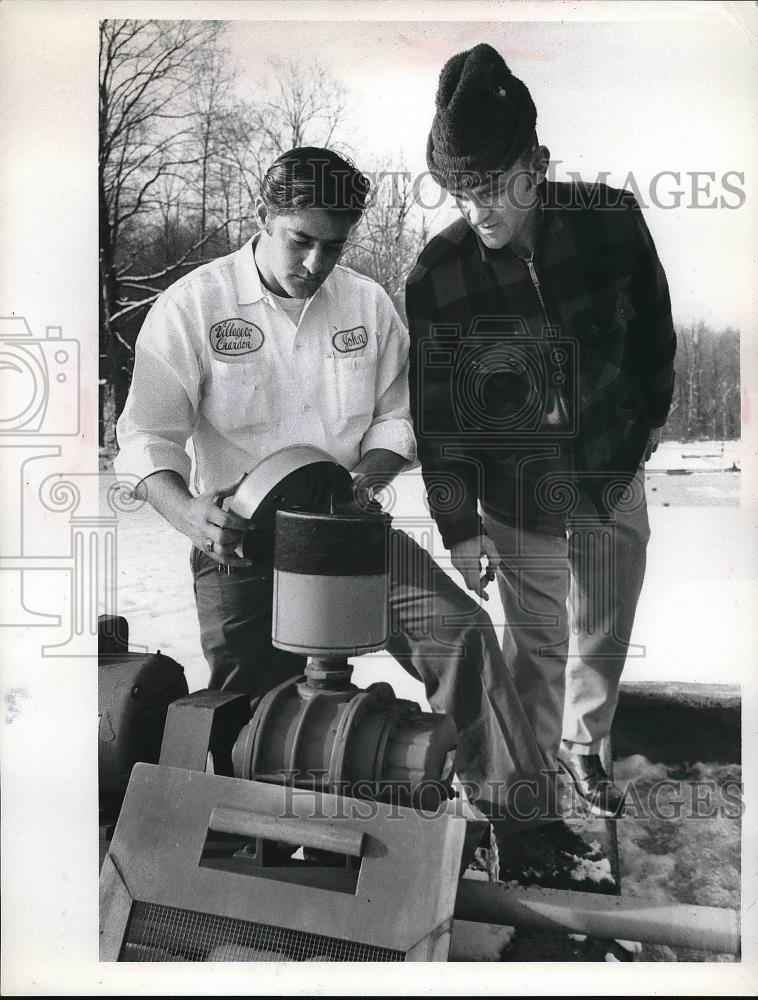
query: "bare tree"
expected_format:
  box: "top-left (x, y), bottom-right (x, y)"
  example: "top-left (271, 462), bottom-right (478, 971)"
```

top-left (211, 58), bottom-right (353, 209)
top-left (344, 163), bottom-right (430, 318)
top-left (254, 58), bottom-right (351, 156)
top-left (668, 322), bottom-right (740, 442)
top-left (99, 18), bottom-right (225, 444)
top-left (183, 50), bottom-right (239, 249)
top-left (99, 40), bottom-right (361, 448)
top-left (685, 322), bottom-right (703, 439)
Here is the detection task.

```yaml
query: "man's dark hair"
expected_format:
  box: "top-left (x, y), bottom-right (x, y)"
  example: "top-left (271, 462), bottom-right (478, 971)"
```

top-left (261, 146), bottom-right (371, 223)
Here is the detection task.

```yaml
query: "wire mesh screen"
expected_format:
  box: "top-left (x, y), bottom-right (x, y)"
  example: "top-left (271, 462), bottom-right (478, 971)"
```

top-left (120, 901), bottom-right (406, 962)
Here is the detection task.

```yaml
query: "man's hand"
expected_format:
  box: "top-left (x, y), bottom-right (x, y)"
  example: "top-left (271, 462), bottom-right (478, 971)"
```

top-left (351, 448), bottom-right (410, 510)
top-left (179, 479), bottom-right (253, 567)
top-left (644, 427), bottom-right (662, 462)
top-left (449, 533), bottom-right (501, 600)
top-left (139, 470), bottom-right (253, 567)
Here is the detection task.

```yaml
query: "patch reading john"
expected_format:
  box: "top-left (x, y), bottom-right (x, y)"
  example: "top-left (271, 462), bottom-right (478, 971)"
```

top-left (333, 326), bottom-right (368, 353)
top-left (209, 318), bottom-right (264, 357)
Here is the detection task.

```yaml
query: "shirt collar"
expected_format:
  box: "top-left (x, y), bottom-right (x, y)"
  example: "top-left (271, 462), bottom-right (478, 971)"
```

top-left (234, 234), bottom-right (267, 305)
top-left (233, 231), bottom-right (330, 310)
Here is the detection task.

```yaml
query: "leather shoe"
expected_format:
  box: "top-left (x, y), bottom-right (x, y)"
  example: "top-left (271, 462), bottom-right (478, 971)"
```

top-left (495, 821), bottom-right (615, 892)
top-left (541, 819), bottom-right (605, 862)
top-left (558, 750), bottom-right (626, 818)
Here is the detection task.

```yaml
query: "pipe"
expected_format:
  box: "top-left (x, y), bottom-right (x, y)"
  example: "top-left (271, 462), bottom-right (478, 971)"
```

top-left (454, 879), bottom-right (740, 955)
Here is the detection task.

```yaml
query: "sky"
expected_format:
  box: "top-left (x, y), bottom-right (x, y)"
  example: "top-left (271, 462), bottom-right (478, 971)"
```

top-left (225, 11), bottom-right (756, 333)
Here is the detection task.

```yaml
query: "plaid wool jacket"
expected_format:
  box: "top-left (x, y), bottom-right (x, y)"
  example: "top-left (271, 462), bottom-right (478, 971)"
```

top-left (406, 180), bottom-right (677, 545)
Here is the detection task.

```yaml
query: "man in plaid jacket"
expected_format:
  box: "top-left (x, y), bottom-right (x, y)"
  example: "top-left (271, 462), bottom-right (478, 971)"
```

top-left (407, 43), bottom-right (676, 824)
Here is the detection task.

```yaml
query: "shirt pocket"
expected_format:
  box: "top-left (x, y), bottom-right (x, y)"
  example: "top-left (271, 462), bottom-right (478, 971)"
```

top-left (204, 360), bottom-right (281, 432)
top-left (575, 291), bottom-right (636, 389)
top-left (330, 354), bottom-right (377, 421)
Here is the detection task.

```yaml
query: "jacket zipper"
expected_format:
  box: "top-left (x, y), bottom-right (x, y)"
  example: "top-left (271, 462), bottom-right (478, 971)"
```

top-left (523, 255), bottom-right (550, 327)
top-left (517, 252), bottom-right (574, 449)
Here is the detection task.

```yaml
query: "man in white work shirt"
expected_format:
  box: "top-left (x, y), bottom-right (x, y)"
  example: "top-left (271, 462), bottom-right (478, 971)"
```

top-left (117, 193), bottom-right (414, 491)
top-left (116, 147), bottom-right (608, 885)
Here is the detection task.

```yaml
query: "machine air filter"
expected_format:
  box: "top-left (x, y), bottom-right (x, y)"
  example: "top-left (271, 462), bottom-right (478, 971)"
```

top-left (272, 508), bottom-right (389, 656)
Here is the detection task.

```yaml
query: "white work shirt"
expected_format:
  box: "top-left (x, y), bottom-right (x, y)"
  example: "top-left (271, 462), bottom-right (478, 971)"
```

top-left (115, 235), bottom-right (416, 493)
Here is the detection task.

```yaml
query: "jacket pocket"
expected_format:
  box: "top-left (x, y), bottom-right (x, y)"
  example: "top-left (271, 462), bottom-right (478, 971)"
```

top-left (576, 292), bottom-right (635, 389)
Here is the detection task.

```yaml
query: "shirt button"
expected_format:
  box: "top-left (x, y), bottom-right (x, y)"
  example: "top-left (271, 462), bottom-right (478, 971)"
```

top-left (295, 344), bottom-right (301, 351)
top-left (302, 404), bottom-right (310, 412)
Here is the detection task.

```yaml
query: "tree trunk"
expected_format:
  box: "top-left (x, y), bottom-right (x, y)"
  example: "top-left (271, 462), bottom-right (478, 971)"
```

top-left (99, 171), bottom-right (117, 449)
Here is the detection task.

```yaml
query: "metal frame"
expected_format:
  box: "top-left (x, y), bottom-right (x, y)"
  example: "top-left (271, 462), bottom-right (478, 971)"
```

top-left (100, 763), bottom-right (468, 961)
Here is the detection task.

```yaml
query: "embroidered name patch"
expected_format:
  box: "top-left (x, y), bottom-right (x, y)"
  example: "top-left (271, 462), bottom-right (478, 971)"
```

top-left (333, 326), bottom-right (368, 353)
top-left (209, 318), bottom-right (264, 356)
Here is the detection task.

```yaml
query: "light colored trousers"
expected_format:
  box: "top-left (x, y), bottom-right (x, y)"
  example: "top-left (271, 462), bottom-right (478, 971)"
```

top-left (482, 472), bottom-right (650, 766)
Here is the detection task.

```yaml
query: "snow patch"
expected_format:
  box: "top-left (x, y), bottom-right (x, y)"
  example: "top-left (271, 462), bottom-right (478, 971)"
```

top-left (569, 856), bottom-right (614, 884)
top-left (615, 939), bottom-right (643, 954)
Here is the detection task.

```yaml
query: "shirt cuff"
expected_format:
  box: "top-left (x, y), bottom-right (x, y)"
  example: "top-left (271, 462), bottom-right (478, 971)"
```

top-left (113, 439), bottom-right (192, 492)
top-left (360, 418), bottom-right (417, 464)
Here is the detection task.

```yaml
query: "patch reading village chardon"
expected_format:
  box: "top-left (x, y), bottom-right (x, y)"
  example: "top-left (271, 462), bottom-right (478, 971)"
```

top-left (209, 318), bottom-right (264, 356)
top-left (333, 326), bottom-right (369, 353)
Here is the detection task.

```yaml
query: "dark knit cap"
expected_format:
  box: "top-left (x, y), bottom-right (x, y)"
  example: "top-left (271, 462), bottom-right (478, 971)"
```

top-left (427, 43), bottom-right (537, 191)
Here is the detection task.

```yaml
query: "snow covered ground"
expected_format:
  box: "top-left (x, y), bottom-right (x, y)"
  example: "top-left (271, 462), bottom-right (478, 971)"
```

top-left (646, 439), bottom-right (741, 473)
top-left (104, 440), bottom-right (757, 699)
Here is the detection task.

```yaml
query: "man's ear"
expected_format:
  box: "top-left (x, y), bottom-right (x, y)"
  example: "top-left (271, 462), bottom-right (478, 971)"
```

top-left (254, 196), bottom-right (270, 232)
top-left (531, 145), bottom-right (551, 185)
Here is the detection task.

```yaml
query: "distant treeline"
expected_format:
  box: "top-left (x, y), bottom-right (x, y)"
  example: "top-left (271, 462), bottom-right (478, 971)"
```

top-left (665, 323), bottom-right (740, 442)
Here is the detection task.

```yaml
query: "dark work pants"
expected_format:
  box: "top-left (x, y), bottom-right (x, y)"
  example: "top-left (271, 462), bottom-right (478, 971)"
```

top-left (191, 528), bottom-right (554, 829)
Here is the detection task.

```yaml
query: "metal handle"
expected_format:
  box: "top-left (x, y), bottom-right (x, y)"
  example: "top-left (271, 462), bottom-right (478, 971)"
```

top-left (209, 806), bottom-right (365, 859)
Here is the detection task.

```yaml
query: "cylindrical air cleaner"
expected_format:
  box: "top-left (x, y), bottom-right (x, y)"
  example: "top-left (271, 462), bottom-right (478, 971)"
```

top-left (271, 508), bottom-right (390, 656)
